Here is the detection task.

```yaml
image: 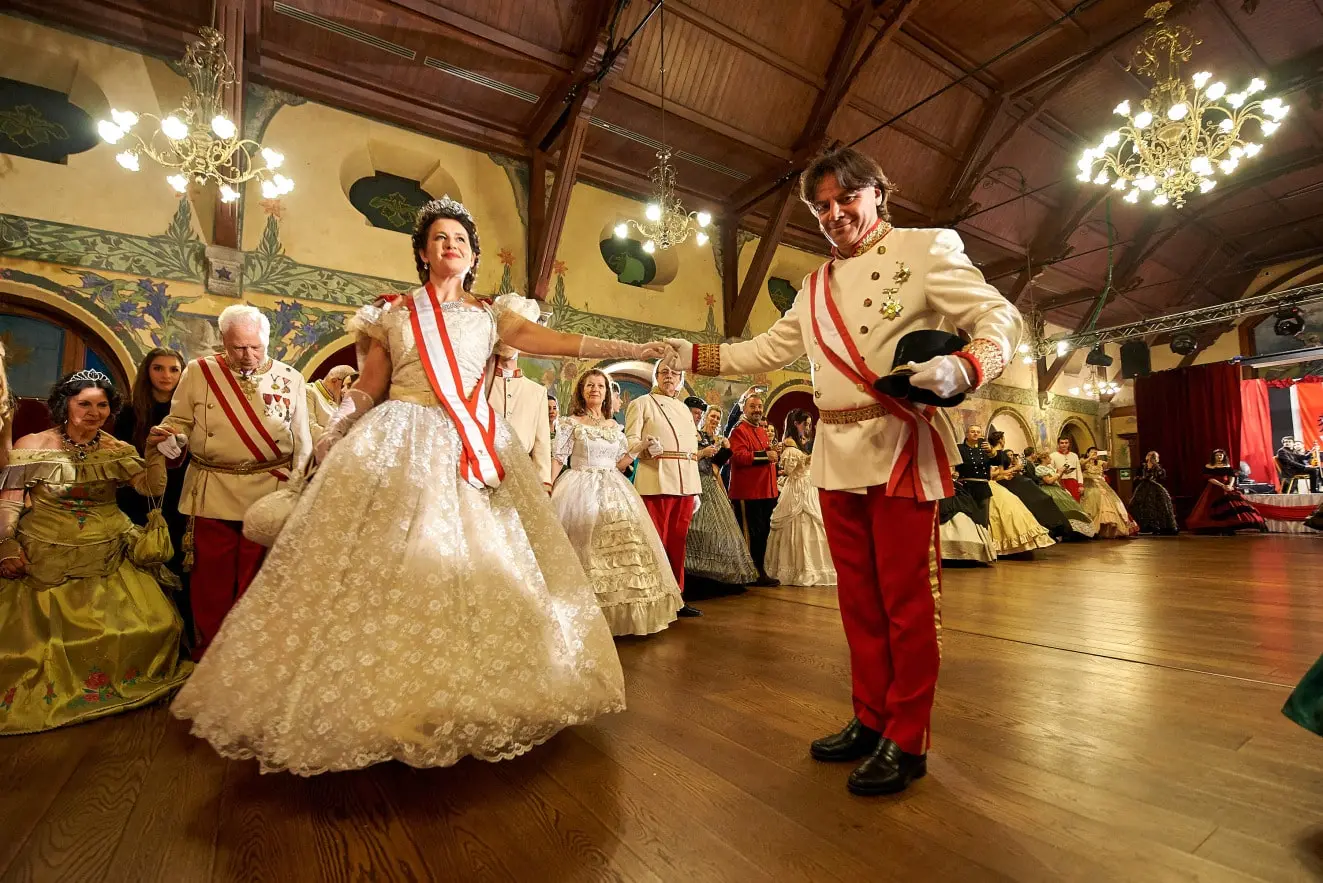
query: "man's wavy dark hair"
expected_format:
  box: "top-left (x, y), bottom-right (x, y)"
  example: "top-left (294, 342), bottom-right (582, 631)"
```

top-left (800, 147), bottom-right (895, 223)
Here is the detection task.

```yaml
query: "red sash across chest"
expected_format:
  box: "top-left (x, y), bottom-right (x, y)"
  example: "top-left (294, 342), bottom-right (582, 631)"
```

top-left (196, 355), bottom-right (290, 481)
top-left (408, 282), bottom-right (505, 490)
top-left (807, 259), bottom-right (953, 502)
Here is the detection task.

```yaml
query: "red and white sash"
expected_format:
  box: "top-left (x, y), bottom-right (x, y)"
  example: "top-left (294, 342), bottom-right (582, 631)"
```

top-left (196, 355), bottom-right (291, 481)
top-left (807, 262), bottom-right (955, 502)
top-left (409, 283), bottom-right (505, 490)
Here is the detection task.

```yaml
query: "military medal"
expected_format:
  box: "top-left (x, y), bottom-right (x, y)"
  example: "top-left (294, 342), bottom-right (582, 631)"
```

top-left (878, 263), bottom-right (911, 320)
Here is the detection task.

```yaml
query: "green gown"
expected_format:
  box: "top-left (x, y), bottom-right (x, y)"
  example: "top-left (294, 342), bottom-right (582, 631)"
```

top-left (0, 442), bottom-right (192, 734)
top-left (1284, 655), bottom-right (1323, 737)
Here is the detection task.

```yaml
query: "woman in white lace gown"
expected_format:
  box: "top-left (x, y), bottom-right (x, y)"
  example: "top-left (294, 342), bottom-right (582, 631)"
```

top-left (171, 199), bottom-right (672, 775)
top-left (550, 370), bottom-right (682, 636)
top-left (765, 411), bottom-right (836, 586)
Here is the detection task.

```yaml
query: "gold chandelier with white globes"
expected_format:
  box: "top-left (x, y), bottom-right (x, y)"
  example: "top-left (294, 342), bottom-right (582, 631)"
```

top-left (97, 28), bottom-right (293, 203)
top-left (1077, 2), bottom-right (1289, 208)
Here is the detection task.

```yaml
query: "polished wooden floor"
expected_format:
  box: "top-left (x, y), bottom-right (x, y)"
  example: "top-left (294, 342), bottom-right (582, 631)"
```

top-left (3, 535), bottom-right (1322, 882)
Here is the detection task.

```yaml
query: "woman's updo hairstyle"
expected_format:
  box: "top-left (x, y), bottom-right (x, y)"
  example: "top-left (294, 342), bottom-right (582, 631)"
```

top-left (412, 197), bottom-right (482, 291)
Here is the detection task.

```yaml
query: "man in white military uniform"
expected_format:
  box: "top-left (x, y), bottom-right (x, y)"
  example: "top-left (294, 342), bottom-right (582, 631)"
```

top-left (626, 361), bottom-right (703, 617)
top-left (667, 147), bottom-right (1022, 795)
top-left (487, 294), bottom-right (553, 490)
top-left (306, 364), bottom-right (355, 444)
top-left (149, 304), bottom-right (311, 657)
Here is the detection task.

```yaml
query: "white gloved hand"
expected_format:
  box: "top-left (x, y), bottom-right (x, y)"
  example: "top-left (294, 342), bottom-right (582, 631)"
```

top-left (907, 355), bottom-right (974, 398)
top-left (646, 437), bottom-right (664, 458)
top-left (156, 433), bottom-right (186, 460)
top-left (663, 338), bottom-right (691, 372)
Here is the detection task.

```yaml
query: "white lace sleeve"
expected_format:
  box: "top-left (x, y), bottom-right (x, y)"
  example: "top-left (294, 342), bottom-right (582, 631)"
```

top-left (345, 298), bottom-right (396, 346)
top-left (553, 418), bottom-right (576, 466)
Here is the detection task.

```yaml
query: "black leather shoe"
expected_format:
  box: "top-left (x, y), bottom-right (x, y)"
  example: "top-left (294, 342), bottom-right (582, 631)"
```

top-left (752, 575), bottom-right (780, 587)
top-left (847, 738), bottom-right (927, 796)
top-left (810, 718), bottom-right (881, 762)
top-left (677, 604), bottom-right (703, 617)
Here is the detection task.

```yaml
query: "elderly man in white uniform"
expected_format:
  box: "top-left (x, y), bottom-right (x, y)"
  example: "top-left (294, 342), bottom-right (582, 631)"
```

top-left (487, 294), bottom-right (554, 490)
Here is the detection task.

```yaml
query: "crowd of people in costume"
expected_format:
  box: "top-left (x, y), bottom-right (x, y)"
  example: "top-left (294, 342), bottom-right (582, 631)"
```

top-left (1, 146), bottom-right (1319, 794)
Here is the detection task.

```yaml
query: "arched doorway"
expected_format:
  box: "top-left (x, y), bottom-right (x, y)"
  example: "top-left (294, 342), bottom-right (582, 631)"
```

top-left (766, 388), bottom-right (817, 441)
top-left (989, 407), bottom-right (1033, 455)
top-left (2, 301), bottom-right (130, 438)
top-left (1058, 418), bottom-right (1096, 454)
top-left (307, 342), bottom-right (357, 381)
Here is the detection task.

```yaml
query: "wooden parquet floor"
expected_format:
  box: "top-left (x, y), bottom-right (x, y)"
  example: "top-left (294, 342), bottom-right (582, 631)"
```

top-left (2, 535), bottom-right (1322, 882)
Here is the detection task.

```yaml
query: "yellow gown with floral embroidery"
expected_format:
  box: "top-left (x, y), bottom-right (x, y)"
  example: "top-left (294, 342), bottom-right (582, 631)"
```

top-left (0, 443), bottom-right (193, 734)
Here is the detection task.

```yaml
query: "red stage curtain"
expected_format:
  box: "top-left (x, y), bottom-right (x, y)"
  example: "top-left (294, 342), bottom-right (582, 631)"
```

top-left (1135, 363), bottom-right (1243, 510)
top-left (1265, 375), bottom-right (1323, 389)
top-left (1240, 379), bottom-right (1281, 491)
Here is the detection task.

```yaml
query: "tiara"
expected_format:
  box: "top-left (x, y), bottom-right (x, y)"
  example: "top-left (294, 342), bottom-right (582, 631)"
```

top-left (425, 194), bottom-right (474, 223)
top-left (69, 369), bottom-right (110, 384)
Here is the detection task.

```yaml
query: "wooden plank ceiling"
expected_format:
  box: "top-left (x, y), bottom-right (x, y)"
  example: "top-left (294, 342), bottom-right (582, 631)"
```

top-left (10, 0), bottom-right (1323, 332)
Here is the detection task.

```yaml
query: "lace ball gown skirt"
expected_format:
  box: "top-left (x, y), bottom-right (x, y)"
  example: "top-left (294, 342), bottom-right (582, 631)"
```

top-left (1080, 478), bottom-right (1138, 538)
top-left (987, 481), bottom-right (1055, 555)
top-left (765, 472), bottom-right (836, 586)
top-left (171, 400), bottom-right (626, 775)
top-left (1129, 479), bottom-right (1179, 535)
top-left (685, 470), bottom-right (759, 585)
top-left (551, 467), bottom-right (682, 636)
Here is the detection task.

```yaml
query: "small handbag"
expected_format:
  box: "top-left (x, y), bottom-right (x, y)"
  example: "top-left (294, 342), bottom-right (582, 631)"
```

top-left (242, 465), bottom-right (313, 547)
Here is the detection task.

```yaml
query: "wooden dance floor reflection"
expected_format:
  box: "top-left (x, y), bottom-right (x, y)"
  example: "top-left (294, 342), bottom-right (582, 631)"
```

top-left (2, 535), bottom-right (1322, 882)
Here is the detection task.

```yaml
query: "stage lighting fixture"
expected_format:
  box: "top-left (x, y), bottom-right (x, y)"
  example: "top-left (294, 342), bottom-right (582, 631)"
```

top-left (1085, 345), bottom-right (1113, 367)
top-left (1170, 332), bottom-right (1198, 355)
top-left (1274, 305), bottom-right (1304, 336)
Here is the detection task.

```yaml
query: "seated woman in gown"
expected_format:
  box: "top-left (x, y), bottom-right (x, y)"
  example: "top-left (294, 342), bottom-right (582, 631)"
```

top-left (1129, 451), bottom-right (1179, 535)
top-left (171, 198), bottom-right (674, 776)
top-left (939, 469), bottom-right (997, 564)
top-left (1079, 447), bottom-right (1138, 538)
top-left (765, 409), bottom-right (836, 586)
top-left (985, 431), bottom-right (1054, 556)
top-left (1030, 450), bottom-right (1096, 538)
top-left (988, 433), bottom-right (1069, 539)
top-left (551, 369), bottom-right (682, 636)
top-left (684, 405), bottom-right (758, 588)
top-left (1186, 448), bottom-right (1267, 534)
top-left (1, 371), bottom-right (192, 735)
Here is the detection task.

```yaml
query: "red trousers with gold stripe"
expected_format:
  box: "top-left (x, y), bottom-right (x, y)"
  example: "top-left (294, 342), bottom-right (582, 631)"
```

top-left (819, 489), bottom-right (941, 755)
top-left (190, 517), bottom-right (266, 659)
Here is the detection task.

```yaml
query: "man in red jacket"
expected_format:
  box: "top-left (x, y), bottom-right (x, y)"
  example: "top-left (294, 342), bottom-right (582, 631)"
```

top-left (727, 391), bottom-right (780, 587)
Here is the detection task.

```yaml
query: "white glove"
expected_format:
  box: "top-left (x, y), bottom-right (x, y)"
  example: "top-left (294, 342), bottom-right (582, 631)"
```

top-left (692, 495), bottom-right (701, 515)
top-left (646, 437), bottom-right (664, 458)
top-left (907, 355), bottom-right (974, 398)
top-left (156, 433), bottom-right (187, 459)
top-left (663, 338), bottom-right (691, 372)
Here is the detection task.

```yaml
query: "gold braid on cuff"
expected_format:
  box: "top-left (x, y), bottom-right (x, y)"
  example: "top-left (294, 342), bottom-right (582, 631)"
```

top-left (960, 338), bottom-right (1005, 386)
top-left (694, 343), bottom-right (722, 377)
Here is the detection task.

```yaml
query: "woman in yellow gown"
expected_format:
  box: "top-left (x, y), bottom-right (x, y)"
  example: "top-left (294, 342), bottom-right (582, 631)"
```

top-left (0, 371), bottom-right (192, 734)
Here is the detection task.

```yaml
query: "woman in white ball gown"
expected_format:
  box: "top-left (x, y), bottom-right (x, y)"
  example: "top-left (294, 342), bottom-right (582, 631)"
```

top-left (171, 199), bottom-right (672, 775)
top-left (550, 368), bottom-right (682, 636)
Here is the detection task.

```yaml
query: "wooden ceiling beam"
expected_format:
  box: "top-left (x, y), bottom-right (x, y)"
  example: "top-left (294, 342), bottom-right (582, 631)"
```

top-left (380, 0), bottom-right (573, 69)
top-left (1006, 187), bottom-right (1107, 305)
top-left (7, 0), bottom-right (194, 57)
top-left (610, 82), bottom-right (792, 159)
top-left (526, 0), bottom-right (624, 149)
top-left (720, 218), bottom-right (741, 328)
top-left (726, 0), bottom-right (912, 215)
top-left (528, 111), bottom-right (591, 300)
top-left (936, 95), bottom-right (1009, 220)
top-left (526, 0), bottom-right (630, 298)
top-left (663, 0), bottom-right (824, 89)
top-left (726, 179), bottom-right (799, 336)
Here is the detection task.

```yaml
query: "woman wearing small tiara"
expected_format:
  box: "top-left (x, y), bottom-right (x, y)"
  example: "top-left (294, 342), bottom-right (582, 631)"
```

top-left (1, 370), bottom-right (192, 734)
top-left (172, 198), bottom-right (674, 775)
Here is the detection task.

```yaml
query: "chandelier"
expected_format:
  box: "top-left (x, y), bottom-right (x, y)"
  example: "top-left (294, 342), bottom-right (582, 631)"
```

top-left (1077, 2), bottom-right (1289, 208)
top-left (613, 4), bottom-right (710, 252)
top-left (1069, 368), bottom-right (1121, 399)
top-left (95, 28), bottom-right (293, 203)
